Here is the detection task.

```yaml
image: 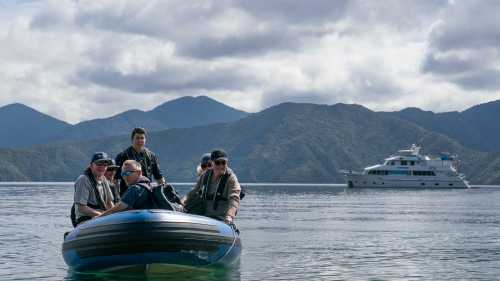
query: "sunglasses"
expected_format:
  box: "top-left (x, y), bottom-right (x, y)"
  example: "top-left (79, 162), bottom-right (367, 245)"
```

top-left (214, 159), bottom-right (227, 166)
top-left (121, 170), bottom-right (138, 177)
top-left (201, 163), bottom-right (212, 169)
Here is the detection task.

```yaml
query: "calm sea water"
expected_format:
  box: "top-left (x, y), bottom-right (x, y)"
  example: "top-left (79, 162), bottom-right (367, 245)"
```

top-left (0, 183), bottom-right (499, 281)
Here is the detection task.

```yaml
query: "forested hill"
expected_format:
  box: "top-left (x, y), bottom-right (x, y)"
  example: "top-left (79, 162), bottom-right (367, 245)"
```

top-left (1, 102), bottom-right (499, 184)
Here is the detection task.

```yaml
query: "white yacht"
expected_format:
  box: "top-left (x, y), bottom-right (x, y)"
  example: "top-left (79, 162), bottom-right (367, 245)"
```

top-left (342, 144), bottom-right (470, 188)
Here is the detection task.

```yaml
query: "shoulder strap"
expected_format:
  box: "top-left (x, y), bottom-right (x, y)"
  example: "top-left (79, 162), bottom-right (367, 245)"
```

top-left (84, 168), bottom-right (106, 210)
top-left (125, 146), bottom-right (135, 161)
top-left (70, 203), bottom-right (77, 227)
top-left (143, 148), bottom-right (154, 178)
top-left (216, 173), bottom-right (230, 198)
top-left (201, 170), bottom-right (212, 200)
top-left (144, 148), bottom-right (153, 160)
top-left (212, 171), bottom-right (231, 210)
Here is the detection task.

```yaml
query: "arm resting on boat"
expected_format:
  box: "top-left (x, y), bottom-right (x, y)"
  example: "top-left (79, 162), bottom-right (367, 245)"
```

top-left (77, 203), bottom-right (103, 217)
top-left (99, 202), bottom-right (129, 217)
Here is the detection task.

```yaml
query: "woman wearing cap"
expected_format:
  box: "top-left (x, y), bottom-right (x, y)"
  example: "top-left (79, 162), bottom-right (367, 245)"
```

top-left (196, 153), bottom-right (213, 177)
top-left (183, 149), bottom-right (241, 225)
top-left (104, 160), bottom-right (121, 204)
top-left (181, 153), bottom-right (213, 205)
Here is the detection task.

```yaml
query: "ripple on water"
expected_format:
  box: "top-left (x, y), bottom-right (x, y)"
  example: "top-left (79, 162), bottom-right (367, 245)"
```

top-left (1, 184), bottom-right (500, 280)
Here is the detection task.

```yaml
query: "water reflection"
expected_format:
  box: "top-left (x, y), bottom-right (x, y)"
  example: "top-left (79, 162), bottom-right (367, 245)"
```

top-left (65, 263), bottom-right (241, 281)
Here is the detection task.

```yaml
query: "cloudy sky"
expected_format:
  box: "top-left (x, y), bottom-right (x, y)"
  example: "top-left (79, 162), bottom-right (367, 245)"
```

top-left (1, 0), bottom-right (500, 123)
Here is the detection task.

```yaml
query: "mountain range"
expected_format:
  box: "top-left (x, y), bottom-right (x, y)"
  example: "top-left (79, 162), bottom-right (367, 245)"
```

top-left (385, 100), bottom-right (500, 152)
top-left (0, 96), bottom-right (248, 148)
top-left (1, 100), bottom-right (499, 184)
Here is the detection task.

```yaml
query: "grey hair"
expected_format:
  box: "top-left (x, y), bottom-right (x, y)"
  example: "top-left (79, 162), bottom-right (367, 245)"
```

top-left (123, 160), bottom-right (142, 171)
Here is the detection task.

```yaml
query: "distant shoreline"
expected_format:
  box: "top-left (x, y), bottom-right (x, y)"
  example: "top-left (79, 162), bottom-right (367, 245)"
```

top-left (0, 182), bottom-right (499, 188)
top-left (0, 182), bottom-right (345, 186)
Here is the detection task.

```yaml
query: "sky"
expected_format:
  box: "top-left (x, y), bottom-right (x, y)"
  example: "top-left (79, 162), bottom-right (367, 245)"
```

top-left (1, 0), bottom-right (500, 124)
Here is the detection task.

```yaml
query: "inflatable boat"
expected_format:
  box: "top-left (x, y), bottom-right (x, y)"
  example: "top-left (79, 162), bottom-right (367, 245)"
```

top-left (62, 210), bottom-right (241, 272)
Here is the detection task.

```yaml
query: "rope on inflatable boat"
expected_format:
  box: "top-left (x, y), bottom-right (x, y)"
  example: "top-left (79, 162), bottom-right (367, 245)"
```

top-left (214, 223), bottom-right (238, 265)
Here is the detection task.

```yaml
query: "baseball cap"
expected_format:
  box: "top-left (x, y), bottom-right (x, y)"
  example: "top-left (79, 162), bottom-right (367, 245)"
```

top-left (90, 152), bottom-right (112, 165)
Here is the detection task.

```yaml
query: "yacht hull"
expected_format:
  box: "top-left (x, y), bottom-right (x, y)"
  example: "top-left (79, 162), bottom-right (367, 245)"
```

top-left (345, 174), bottom-right (469, 188)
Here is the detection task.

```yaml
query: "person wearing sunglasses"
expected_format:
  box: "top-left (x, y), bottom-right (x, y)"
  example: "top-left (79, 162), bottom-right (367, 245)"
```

top-left (115, 127), bottom-right (166, 196)
top-left (196, 153), bottom-right (213, 177)
top-left (71, 152), bottom-right (115, 226)
top-left (181, 153), bottom-right (213, 205)
top-left (100, 160), bottom-right (160, 216)
top-left (184, 149), bottom-right (241, 225)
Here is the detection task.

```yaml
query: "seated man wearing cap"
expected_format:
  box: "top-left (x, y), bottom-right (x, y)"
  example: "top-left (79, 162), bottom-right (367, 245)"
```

top-left (72, 152), bottom-right (115, 226)
top-left (183, 149), bottom-right (241, 225)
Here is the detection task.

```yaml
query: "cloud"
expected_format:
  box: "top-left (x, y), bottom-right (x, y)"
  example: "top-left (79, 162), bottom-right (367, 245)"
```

top-left (422, 0), bottom-right (500, 90)
top-left (1, 0), bottom-right (500, 124)
top-left (76, 62), bottom-right (260, 93)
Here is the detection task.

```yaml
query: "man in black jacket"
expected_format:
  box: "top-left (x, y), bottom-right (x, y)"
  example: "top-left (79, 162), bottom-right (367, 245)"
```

top-left (115, 127), bottom-right (165, 195)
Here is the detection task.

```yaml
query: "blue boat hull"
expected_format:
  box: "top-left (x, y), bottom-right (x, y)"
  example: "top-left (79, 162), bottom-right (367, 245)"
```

top-left (62, 210), bottom-right (241, 272)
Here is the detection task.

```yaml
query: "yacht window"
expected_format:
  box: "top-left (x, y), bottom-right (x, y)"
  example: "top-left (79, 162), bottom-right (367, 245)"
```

top-left (430, 171), bottom-right (436, 176)
top-left (410, 161), bottom-right (415, 165)
top-left (401, 161), bottom-right (407, 165)
top-left (390, 161), bottom-right (395, 165)
top-left (388, 170), bottom-right (410, 175)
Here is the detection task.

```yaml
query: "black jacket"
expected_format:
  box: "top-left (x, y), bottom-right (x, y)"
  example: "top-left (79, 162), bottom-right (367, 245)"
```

top-left (115, 146), bottom-right (164, 195)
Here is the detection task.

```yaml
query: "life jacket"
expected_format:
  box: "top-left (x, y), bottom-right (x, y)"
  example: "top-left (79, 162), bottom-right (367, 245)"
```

top-left (185, 169), bottom-right (231, 215)
top-left (70, 169), bottom-right (108, 227)
top-left (202, 170), bottom-right (246, 202)
top-left (201, 170), bottom-right (231, 210)
top-left (129, 177), bottom-right (177, 211)
top-left (125, 147), bottom-right (155, 179)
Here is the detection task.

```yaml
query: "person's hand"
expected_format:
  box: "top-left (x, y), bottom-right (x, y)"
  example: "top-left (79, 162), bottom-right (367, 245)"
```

top-left (224, 215), bottom-right (233, 225)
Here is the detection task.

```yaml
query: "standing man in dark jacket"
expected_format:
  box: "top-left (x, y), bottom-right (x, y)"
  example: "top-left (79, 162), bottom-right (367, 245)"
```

top-left (115, 127), bottom-right (165, 195)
